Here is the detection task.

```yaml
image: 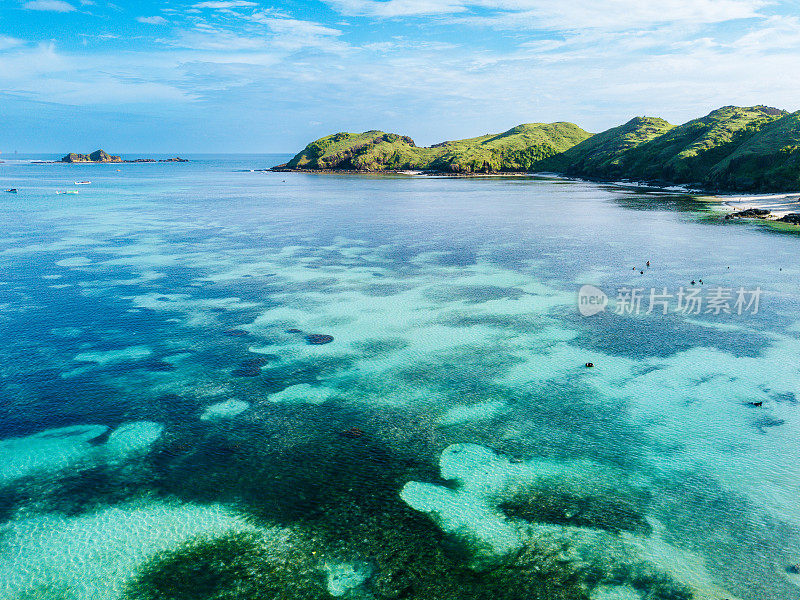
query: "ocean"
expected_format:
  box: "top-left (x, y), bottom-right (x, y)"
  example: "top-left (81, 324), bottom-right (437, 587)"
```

top-left (0, 154), bottom-right (798, 600)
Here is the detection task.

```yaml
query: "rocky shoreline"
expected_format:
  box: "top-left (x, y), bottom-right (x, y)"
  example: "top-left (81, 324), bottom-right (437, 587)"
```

top-left (720, 193), bottom-right (800, 225)
top-left (267, 164), bottom-right (773, 191)
top-left (270, 165), bottom-right (557, 177)
top-left (269, 164), bottom-right (715, 189)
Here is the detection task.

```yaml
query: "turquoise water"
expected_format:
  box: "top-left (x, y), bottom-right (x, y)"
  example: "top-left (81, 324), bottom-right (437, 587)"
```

top-left (1, 155), bottom-right (799, 600)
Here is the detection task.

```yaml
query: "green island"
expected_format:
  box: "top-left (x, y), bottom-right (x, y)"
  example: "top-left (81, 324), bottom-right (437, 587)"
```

top-left (276, 105), bottom-right (800, 192)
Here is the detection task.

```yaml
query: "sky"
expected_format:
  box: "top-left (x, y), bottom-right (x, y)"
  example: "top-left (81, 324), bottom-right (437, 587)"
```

top-left (1, 0), bottom-right (800, 153)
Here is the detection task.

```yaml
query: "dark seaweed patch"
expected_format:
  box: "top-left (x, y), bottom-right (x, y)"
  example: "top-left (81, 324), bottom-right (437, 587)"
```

top-left (351, 338), bottom-right (409, 356)
top-left (396, 350), bottom-right (524, 398)
top-left (437, 312), bottom-right (545, 331)
top-left (123, 532), bottom-right (332, 600)
top-left (231, 356), bottom-right (273, 377)
top-left (651, 470), bottom-right (800, 600)
top-left (424, 285), bottom-right (526, 304)
top-left (142, 394), bottom-right (204, 423)
top-left (367, 533), bottom-right (590, 600)
top-left (581, 560), bottom-right (693, 600)
top-left (500, 489), bottom-right (653, 535)
top-left (0, 486), bottom-right (26, 523)
top-left (362, 283), bottom-right (411, 297)
top-left (143, 359), bottom-right (177, 372)
top-left (754, 415), bottom-right (786, 432)
top-left (492, 381), bottom-right (650, 471)
top-left (770, 391), bottom-right (797, 404)
top-left (139, 400), bottom-right (691, 600)
top-left (255, 356), bottom-right (355, 394)
top-left (568, 309), bottom-right (769, 360)
top-left (0, 373), bottom-right (129, 438)
top-left (146, 403), bottom-right (439, 527)
top-left (223, 329), bottom-right (250, 337)
top-left (0, 462), bottom-right (148, 519)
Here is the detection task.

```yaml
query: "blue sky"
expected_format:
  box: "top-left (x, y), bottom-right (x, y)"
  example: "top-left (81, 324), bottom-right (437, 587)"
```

top-left (1, 0), bottom-right (799, 153)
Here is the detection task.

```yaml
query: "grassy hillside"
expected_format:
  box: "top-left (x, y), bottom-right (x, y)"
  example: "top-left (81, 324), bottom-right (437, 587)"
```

top-left (617, 105), bottom-right (786, 185)
top-left (540, 117), bottom-right (674, 177)
top-left (705, 111), bottom-right (800, 191)
top-left (285, 131), bottom-right (435, 170)
top-left (428, 122), bottom-right (592, 173)
top-left (285, 123), bottom-right (591, 173)
top-left (283, 106), bottom-right (800, 192)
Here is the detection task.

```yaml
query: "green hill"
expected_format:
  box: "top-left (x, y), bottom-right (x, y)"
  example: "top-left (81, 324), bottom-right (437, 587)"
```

top-left (285, 123), bottom-right (591, 173)
top-left (617, 105), bottom-right (786, 185)
top-left (704, 111), bottom-right (800, 191)
top-left (282, 105), bottom-right (800, 192)
top-left (540, 116), bottom-right (674, 178)
top-left (285, 131), bottom-right (431, 170)
top-left (427, 122), bottom-right (592, 173)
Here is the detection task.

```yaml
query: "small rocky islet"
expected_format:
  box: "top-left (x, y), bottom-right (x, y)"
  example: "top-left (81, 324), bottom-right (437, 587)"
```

top-left (56, 149), bottom-right (188, 163)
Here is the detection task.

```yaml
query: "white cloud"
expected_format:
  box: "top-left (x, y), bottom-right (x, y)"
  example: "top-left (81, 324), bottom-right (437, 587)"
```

top-left (22, 0), bottom-right (76, 12)
top-left (249, 13), bottom-right (342, 37)
top-left (323, 0), bottom-right (766, 28)
top-left (0, 42), bottom-right (72, 81)
top-left (171, 28), bottom-right (270, 50)
top-left (0, 35), bottom-right (25, 50)
top-left (192, 1), bottom-right (258, 8)
top-left (733, 15), bottom-right (800, 50)
top-left (46, 78), bottom-right (192, 104)
top-left (466, 0), bottom-right (766, 30)
top-left (362, 41), bottom-right (395, 52)
top-left (323, 0), bottom-right (466, 17)
top-left (0, 42), bottom-right (195, 105)
top-left (257, 17), bottom-right (345, 51)
top-left (137, 16), bottom-right (168, 25)
top-left (166, 11), bottom-right (346, 54)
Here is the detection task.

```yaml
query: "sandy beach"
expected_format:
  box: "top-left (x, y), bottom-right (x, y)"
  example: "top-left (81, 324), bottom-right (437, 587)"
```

top-left (711, 191), bottom-right (800, 219)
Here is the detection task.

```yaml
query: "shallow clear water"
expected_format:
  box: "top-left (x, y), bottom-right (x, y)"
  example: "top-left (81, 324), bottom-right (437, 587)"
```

top-left (1, 155), bottom-right (799, 600)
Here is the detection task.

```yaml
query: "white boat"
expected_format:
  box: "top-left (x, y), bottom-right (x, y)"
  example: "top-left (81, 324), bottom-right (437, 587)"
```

top-left (57, 191), bottom-right (79, 195)
top-left (74, 181), bottom-right (91, 185)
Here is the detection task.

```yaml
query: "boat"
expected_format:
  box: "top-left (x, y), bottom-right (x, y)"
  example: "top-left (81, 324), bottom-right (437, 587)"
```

top-left (74, 181), bottom-right (91, 185)
top-left (4, 189), bottom-right (17, 193)
top-left (56, 191), bottom-right (79, 195)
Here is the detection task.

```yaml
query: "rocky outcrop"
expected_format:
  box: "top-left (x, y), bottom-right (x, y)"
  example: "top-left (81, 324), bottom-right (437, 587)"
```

top-left (91, 149), bottom-right (122, 162)
top-left (61, 153), bottom-right (90, 163)
top-left (726, 208), bottom-right (771, 219)
top-left (61, 150), bottom-right (123, 163)
top-left (777, 213), bottom-right (800, 224)
top-left (59, 151), bottom-right (188, 164)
